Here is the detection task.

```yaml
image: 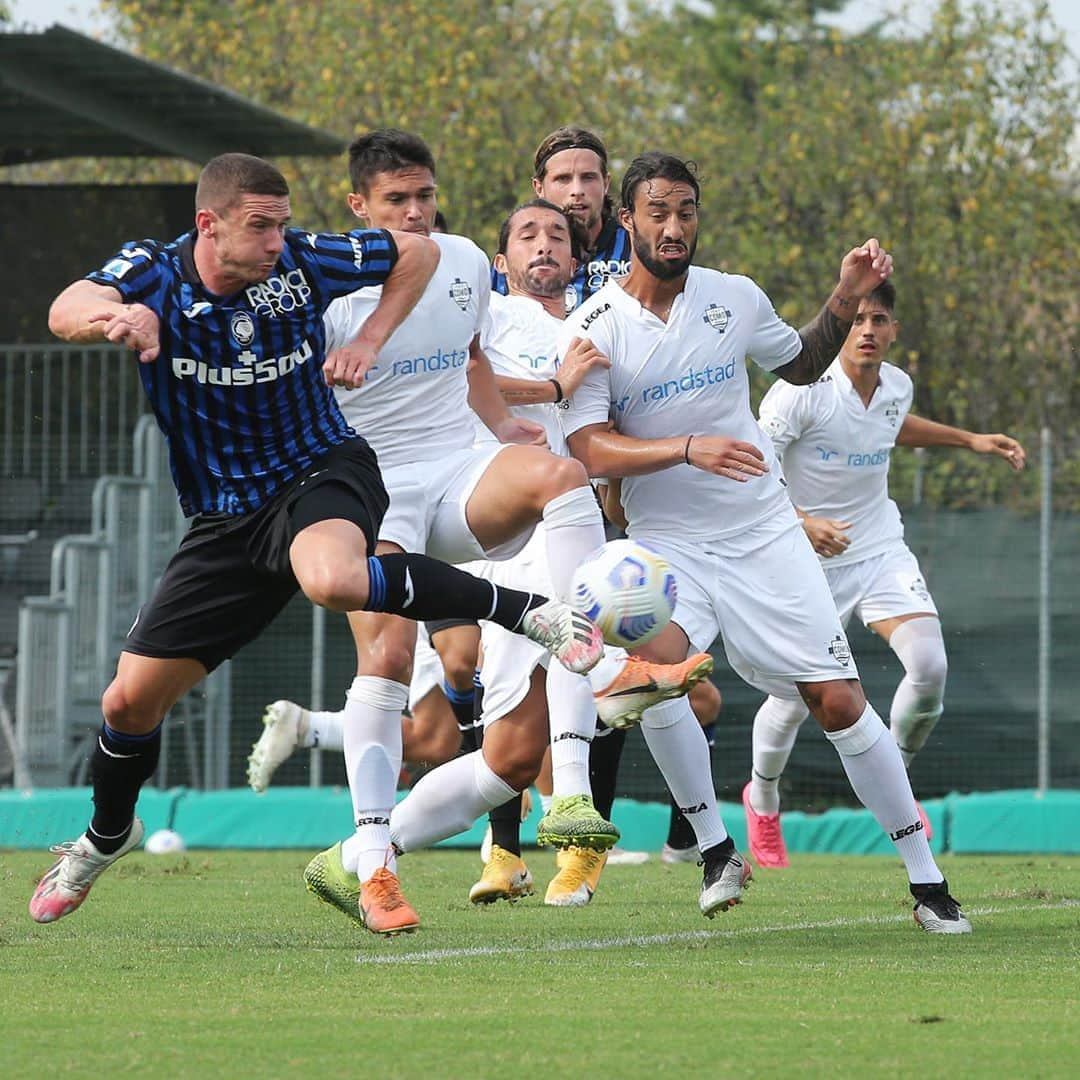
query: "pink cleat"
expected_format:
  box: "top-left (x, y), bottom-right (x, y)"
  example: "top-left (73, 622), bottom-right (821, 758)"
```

top-left (916, 801), bottom-right (933, 841)
top-left (741, 783), bottom-right (790, 869)
top-left (29, 818), bottom-right (145, 924)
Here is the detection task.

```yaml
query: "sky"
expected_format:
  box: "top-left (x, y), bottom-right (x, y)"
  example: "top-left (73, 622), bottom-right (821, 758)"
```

top-left (8, 0), bottom-right (1080, 61)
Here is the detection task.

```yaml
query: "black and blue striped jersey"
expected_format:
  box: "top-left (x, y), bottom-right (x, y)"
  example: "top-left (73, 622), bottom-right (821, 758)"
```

top-left (491, 215), bottom-right (632, 312)
top-left (86, 228), bottom-right (398, 516)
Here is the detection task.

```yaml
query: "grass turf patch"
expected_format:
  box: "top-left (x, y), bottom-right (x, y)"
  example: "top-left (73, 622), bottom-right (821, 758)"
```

top-left (2, 850), bottom-right (1078, 1076)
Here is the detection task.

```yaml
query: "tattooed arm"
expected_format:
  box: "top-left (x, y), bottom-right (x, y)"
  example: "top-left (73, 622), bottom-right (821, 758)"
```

top-left (774, 239), bottom-right (893, 385)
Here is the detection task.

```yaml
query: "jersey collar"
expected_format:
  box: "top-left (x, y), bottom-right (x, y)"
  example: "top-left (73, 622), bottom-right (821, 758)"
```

top-left (177, 231), bottom-right (201, 285)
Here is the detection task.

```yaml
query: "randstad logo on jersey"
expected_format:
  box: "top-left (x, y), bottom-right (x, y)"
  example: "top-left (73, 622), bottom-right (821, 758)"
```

top-left (171, 340), bottom-right (313, 385)
top-left (847, 449), bottom-right (890, 467)
top-left (626, 357), bottom-right (738, 409)
top-left (244, 269), bottom-right (312, 316)
top-left (385, 347), bottom-right (468, 378)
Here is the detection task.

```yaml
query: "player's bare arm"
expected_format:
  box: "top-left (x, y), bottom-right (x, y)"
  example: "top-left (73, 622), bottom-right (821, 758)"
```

top-left (323, 229), bottom-right (440, 389)
top-left (897, 414), bottom-right (1026, 471)
top-left (48, 280), bottom-right (161, 363)
top-left (774, 239), bottom-right (894, 386)
top-left (467, 338), bottom-right (547, 446)
top-left (496, 336), bottom-right (610, 405)
top-left (568, 422), bottom-right (767, 483)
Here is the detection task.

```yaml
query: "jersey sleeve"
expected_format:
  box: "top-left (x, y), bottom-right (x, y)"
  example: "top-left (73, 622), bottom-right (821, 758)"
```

top-left (758, 378), bottom-right (809, 457)
top-left (301, 228), bottom-right (400, 301)
top-left (555, 314), bottom-right (613, 437)
top-left (322, 297), bottom-right (351, 354)
top-left (471, 244), bottom-right (492, 337)
top-left (85, 241), bottom-right (166, 306)
top-left (743, 277), bottom-right (802, 373)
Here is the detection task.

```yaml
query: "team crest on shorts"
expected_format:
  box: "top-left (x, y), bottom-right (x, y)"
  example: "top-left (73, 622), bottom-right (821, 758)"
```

top-left (909, 577), bottom-right (930, 602)
top-left (828, 634), bottom-right (852, 666)
top-left (703, 304), bottom-right (732, 334)
top-left (449, 278), bottom-right (472, 311)
top-left (230, 311), bottom-right (256, 346)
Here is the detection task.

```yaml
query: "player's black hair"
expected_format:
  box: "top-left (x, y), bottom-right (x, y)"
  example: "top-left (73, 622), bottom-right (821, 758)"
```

top-left (497, 198), bottom-right (584, 263)
top-left (196, 153), bottom-right (289, 213)
top-left (620, 152), bottom-right (701, 213)
top-left (348, 129), bottom-right (436, 193)
top-left (533, 126), bottom-right (614, 222)
top-left (867, 280), bottom-right (896, 311)
top-left (433, 210), bottom-right (448, 233)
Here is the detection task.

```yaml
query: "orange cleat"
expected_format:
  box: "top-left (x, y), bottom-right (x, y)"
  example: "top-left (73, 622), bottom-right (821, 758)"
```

top-left (594, 652), bottom-right (714, 730)
top-left (359, 867), bottom-right (420, 936)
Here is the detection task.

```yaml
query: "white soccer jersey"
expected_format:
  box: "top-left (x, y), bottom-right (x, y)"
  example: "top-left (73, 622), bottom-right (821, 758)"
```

top-left (324, 232), bottom-right (490, 470)
top-left (480, 293), bottom-right (567, 454)
top-left (558, 269), bottom-right (801, 548)
top-left (758, 357), bottom-right (914, 567)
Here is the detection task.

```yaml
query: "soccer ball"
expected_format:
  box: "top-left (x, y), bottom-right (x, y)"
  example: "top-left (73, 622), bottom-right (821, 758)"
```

top-left (145, 828), bottom-right (186, 855)
top-left (570, 539), bottom-right (677, 648)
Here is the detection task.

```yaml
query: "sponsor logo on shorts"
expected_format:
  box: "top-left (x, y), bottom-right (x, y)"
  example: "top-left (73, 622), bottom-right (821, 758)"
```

top-left (890, 819), bottom-right (924, 841)
top-left (828, 634), bottom-right (852, 666)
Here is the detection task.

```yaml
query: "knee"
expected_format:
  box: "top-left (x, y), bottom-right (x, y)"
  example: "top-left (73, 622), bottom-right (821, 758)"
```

top-left (910, 645), bottom-right (948, 692)
top-left (689, 679), bottom-right (722, 726)
top-left (438, 644), bottom-right (479, 690)
top-left (297, 560), bottom-right (367, 613)
top-left (101, 680), bottom-right (159, 735)
top-left (485, 726), bottom-right (544, 790)
top-left (801, 679), bottom-right (866, 733)
top-left (360, 637), bottom-right (414, 683)
top-left (524, 451), bottom-right (589, 506)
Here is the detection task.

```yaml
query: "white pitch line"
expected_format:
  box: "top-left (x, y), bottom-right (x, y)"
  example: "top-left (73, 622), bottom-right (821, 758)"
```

top-left (355, 899), bottom-right (1079, 966)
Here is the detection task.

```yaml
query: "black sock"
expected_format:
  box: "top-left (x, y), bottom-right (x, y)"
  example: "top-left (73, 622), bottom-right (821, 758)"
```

top-left (666, 794), bottom-right (698, 850)
top-left (442, 679), bottom-right (481, 753)
top-left (365, 554), bottom-right (543, 630)
top-left (88, 722), bottom-right (161, 854)
top-left (488, 794), bottom-right (522, 856)
top-left (588, 725), bottom-right (627, 821)
top-left (701, 835), bottom-right (736, 872)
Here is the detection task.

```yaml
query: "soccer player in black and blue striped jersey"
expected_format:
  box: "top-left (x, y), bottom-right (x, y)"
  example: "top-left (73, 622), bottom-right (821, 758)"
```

top-left (492, 126), bottom-right (632, 311)
top-left (29, 152), bottom-right (604, 929)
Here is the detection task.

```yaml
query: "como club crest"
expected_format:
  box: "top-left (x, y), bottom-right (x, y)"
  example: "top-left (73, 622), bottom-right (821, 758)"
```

top-left (449, 278), bottom-right (472, 311)
top-left (703, 303), bottom-right (732, 334)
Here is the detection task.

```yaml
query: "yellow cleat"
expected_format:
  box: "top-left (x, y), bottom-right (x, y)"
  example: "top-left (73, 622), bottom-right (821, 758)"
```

top-left (544, 846), bottom-right (608, 907)
top-left (469, 845), bottom-right (535, 904)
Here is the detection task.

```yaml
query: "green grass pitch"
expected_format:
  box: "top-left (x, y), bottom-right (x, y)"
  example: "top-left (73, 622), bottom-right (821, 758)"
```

top-left (2, 850), bottom-right (1078, 1076)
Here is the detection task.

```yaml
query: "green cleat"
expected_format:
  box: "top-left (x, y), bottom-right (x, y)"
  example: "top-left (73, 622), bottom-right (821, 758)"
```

top-left (536, 794), bottom-right (620, 852)
top-left (303, 842), bottom-right (363, 926)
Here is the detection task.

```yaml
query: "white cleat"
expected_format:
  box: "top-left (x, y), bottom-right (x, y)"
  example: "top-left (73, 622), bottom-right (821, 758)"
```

top-left (606, 846), bottom-right (650, 866)
top-left (29, 818), bottom-right (145, 924)
top-left (521, 600), bottom-right (604, 675)
top-left (699, 847), bottom-right (752, 917)
top-left (247, 700), bottom-right (307, 793)
top-left (911, 880), bottom-right (973, 934)
top-left (661, 842), bottom-right (699, 865)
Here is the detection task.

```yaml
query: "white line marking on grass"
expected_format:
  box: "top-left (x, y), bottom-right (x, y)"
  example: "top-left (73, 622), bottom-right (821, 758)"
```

top-left (355, 900), bottom-right (1079, 965)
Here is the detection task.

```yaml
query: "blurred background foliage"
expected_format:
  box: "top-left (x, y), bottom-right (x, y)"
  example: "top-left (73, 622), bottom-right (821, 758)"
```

top-left (8, 0), bottom-right (1077, 508)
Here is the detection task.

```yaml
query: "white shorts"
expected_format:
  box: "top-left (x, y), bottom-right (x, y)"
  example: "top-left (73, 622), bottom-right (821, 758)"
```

top-left (635, 510), bottom-right (858, 700)
top-left (378, 444), bottom-right (533, 563)
top-left (475, 525), bottom-right (554, 725)
top-left (407, 626), bottom-right (445, 712)
top-left (825, 543), bottom-right (938, 628)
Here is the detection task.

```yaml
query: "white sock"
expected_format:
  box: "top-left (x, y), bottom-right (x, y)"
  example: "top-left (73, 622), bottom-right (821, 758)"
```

top-left (305, 705), bottom-right (345, 751)
top-left (542, 485), bottom-right (605, 598)
top-left (586, 645), bottom-right (629, 694)
top-left (825, 703), bottom-right (942, 884)
top-left (641, 697), bottom-right (728, 851)
top-left (539, 793), bottom-right (553, 814)
top-left (546, 661), bottom-right (597, 798)
top-left (340, 676), bottom-right (408, 880)
top-left (749, 695), bottom-right (808, 814)
top-left (887, 618), bottom-right (947, 768)
top-left (389, 750), bottom-right (516, 853)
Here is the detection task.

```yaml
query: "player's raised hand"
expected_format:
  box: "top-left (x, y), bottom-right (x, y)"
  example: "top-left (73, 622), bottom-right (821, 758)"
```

top-left (801, 515), bottom-right (852, 557)
top-left (557, 336), bottom-right (611, 397)
top-left (838, 238), bottom-right (893, 299)
top-left (324, 340), bottom-right (378, 389)
top-left (494, 415), bottom-right (548, 447)
top-left (685, 435), bottom-right (768, 482)
top-left (87, 304), bottom-right (160, 363)
top-left (971, 433), bottom-right (1026, 471)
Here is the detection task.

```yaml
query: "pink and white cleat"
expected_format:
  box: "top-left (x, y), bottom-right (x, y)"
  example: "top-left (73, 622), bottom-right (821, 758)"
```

top-left (29, 818), bottom-right (145, 924)
top-left (742, 783), bottom-right (790, 869)
top-left (520, 599), bottom-right (604, 675)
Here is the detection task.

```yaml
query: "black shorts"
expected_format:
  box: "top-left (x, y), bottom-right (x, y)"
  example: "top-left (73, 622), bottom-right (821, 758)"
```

top-left (426, 617), bottom-right (480, 644)
top-left (125, 438), bottom-right (388, 672)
